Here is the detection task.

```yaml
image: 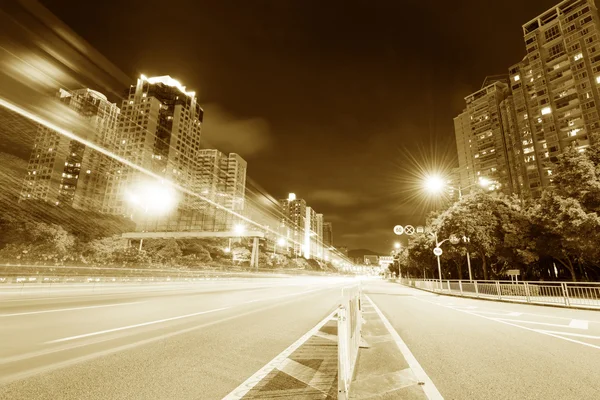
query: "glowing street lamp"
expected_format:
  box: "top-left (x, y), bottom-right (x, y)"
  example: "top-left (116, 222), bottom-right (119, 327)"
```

top-left (273, 237), bottom-right (287, 257)
top-left (125, 179), bottom-right (178, 216)
top-left (394, 242), bottom-right (401, 250)
top-left (424, 175), bottom-right (445, 194)
top-left (424, 174), bottom-right (492, 199)
top-left (234, 224), bottom-right (246, 235)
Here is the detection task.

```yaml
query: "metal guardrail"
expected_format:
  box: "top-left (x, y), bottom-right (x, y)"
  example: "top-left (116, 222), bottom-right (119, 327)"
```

top-left (338, 284), bottom-right (362, 400)
top-left (400, 278), bottom-right (600, 309)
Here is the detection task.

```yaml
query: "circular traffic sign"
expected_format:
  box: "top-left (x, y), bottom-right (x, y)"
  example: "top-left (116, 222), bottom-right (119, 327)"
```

top-left (433, 247), bottom-right (443, 256)
top-left (449, 235), bottom-right (460, 245)
top-left (393, 225), bottom-right (404, 235)
top-left (404, 225), bottom-right (415, 235)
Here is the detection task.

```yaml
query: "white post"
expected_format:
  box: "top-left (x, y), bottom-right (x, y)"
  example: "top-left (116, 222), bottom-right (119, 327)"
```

top-left (435, 232), bottom-right (442, 291)
top-left (138, 239), bottom-right (144, 251)
top-left (561, 282), bottom-right (571, 307)
top-left (467, 251), bottom-right (473, 282)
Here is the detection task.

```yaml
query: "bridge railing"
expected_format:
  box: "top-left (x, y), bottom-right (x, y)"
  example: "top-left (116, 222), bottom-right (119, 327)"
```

top-left (338, 284), bottom-right (362, 400)
top-left (400, 278), bottom-right (600, 309)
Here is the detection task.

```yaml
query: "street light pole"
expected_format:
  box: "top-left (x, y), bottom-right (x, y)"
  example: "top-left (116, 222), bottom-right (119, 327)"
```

top-left (435, 232), bottom-right (442, 289)
top-left (467, 251), bottom-right (472, 281)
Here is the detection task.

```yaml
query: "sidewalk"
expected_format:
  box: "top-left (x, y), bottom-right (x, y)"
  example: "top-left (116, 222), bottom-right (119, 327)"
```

top-left (349, 296), bottom-right (431, 399)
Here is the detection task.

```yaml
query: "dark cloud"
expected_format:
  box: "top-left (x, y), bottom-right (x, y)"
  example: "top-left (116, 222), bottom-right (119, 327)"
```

top-left (309, 189), bottom-right (366, 208)
top-left (201, 104), bottom-right (272, 158)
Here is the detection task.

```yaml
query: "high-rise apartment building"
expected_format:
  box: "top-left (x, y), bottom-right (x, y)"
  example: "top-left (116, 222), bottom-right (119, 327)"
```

top-left (508, 57), bottom-right (548, 198)
top-left (464, 81), bottom-right (517, 195)
top-left (196, 149), bottom-right (247, 230)
top-left (323, 222), bottom-right (333, 247)
top-left (521, 0), bottom-right (600, 179)
top-left (280, 193), bottom-right (307, 256)
top-left (280, 193), bottom-right (307, 228)
top-left (105, 75), bottom-right (203, 231)
top-left (21, 88), bottom-right (120, 209)
top-left (454, 110), bottom-right (476, 193)
top-left (315, 213), bottom-right (324, 242)
top-left (305, 206), bottom-right (318, 259)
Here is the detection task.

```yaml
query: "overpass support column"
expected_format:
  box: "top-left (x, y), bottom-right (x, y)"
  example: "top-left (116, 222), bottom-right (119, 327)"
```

top-left (250, 237), bottom-right (260, 270)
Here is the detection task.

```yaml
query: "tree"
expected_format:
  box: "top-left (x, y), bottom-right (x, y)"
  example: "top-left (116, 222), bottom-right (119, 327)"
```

top-left (143, 239), bottom-right (182, 265)
top-left (529, 192), bottom-right (600, 281)
top-left (431, 193), bottom-right (534, 280)
top-left (84, 235), bottom-right (128, 265)
top-left (551, 145), bottom-right (600, 213)
top-left (406, 233), bottom-right (436, 279)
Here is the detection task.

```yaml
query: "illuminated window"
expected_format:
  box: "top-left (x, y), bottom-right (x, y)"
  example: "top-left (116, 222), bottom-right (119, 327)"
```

top-left (541, 107), bottom-right (552, 115)
top-left (574, 53), bottom-right (583, 61)
top-left (596, 76), bottom-right (600, 84)
top-left (86, 170), bottom-right (91, 174)
top-left (514, 75), bottom-right (520, 82)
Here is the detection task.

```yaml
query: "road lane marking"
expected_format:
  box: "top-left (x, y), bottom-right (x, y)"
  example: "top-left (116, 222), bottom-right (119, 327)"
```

top-left (45, 285), bottom-right (340, 344)
top-left (0, 302), bottom-right (145, 317)
top-left (535, 330), bottom-right (600, 339)
top-left (492, 318), bottom-right (588, 329)
top-left (222, 308), bottom-right (338, 400)
top-left (463, 310), bottom-right (521, 317)
top-left (569, 319), bottom-right (589, 329)
top-left (47, 307), bottom-right (233, 343)
top-left (413, 297), bottom-right (600, 351)
top-left (365, 295), bottom-right (444, 400)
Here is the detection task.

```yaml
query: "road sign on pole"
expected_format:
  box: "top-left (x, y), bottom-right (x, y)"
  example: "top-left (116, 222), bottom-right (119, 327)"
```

top-left (416, 226), bottom-right (424, 234)
top-left (393, 225), bottom-right (404, 235)
top-left (433, 247), bottom-right (443, 256)
top-left (404, 225), bottom-right (415, 235)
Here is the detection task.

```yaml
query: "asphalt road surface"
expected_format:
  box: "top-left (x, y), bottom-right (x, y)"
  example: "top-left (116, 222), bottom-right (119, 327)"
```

top-left (364, 280), bottom-right (600, 400)
top-left (0, 277), bottom-right (351, 400)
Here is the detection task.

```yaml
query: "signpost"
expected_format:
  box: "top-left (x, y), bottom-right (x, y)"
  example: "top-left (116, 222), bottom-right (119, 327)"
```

top-left (507, 269), bottom-right (520, 283)
top-left (433, 247), bottom-right (443, 256)
top-left (393, 225), bottom-right (404, 235)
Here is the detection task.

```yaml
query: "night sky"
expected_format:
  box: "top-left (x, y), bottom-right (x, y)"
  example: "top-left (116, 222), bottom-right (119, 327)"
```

top-left (39, 0), bottom-right (560, 253)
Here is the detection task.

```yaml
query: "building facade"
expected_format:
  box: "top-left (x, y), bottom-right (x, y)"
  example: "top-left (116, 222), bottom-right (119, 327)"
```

top-left (453, 110), bottom-right (476, 194)
top-left (464, 81), bottom-right (517, 195)
top-left (21, 88), bottom-right (120, 209)
top-left (323, 222), bottom-right (333, 247)
top-left (521, 0), bottom-right (600, 186)
top-left (196, 149), bottom-right (247, 230)
top-left (104, 75), bottom-right (204, 231)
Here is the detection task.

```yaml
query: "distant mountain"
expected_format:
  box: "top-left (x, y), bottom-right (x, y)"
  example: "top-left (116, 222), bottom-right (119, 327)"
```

top-left (348, 248), bottom-right (384, 258)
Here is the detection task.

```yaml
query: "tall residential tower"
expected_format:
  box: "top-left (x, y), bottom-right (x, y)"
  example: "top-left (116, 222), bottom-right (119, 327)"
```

top-left (20, 88), bottom-right (119, 209)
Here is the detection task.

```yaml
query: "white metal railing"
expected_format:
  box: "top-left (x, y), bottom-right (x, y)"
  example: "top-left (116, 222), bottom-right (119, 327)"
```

top-left (400, 278), bottom-right (600, 310)
top-left (338, 284), bottom-right (362, 400)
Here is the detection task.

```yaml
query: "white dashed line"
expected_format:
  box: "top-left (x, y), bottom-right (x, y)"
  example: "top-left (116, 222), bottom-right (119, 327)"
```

top-left (568, 319), bottom-right (589, 329)
top-left (0, 302), bottom-right (144, 317)
top-left (493, 318), bottom-right (588, 329)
